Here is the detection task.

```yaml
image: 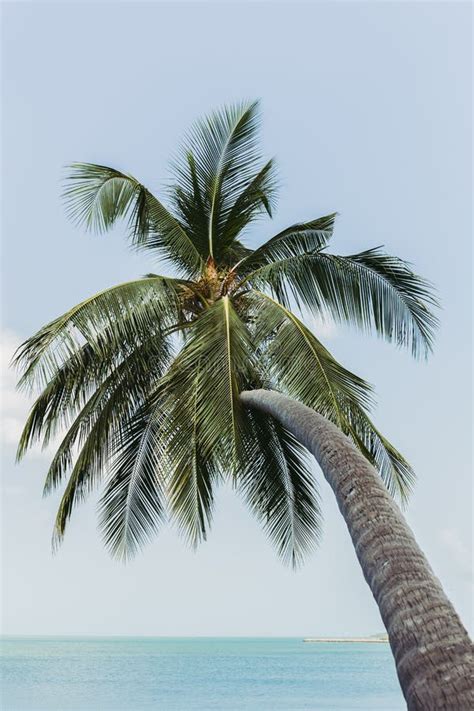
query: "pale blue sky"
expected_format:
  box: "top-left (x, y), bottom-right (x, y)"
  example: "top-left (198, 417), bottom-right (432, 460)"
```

top-left (1, 1), bottom-right (472, 637)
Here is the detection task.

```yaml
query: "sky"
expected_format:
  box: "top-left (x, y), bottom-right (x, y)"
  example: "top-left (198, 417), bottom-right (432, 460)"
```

top-left (1, 1), bottom-right (472, 638)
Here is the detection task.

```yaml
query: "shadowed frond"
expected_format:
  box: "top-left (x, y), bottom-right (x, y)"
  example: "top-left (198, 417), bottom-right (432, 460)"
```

top-left (98, 407), bottom-right (166, 560)
top-left (63, 163), bottom-right (204, 275)
top-left (17, 342), bottom-right (101, 460)
top-left (239, 409), bottom-right (321, 568)
top-left (165, 361), bottom-right (220, 546)
top-left (51, 395), bottom-right (125, 548)
top-left (152, 298), bottom-right (259, 546)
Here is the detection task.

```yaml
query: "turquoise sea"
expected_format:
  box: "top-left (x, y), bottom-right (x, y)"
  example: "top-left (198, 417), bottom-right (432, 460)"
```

top-left (1, 637), bottom-right (405, 710)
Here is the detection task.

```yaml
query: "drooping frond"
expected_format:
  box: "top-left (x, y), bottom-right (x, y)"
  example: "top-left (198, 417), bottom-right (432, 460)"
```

top-left (161, 296), bottom-right (255, 468)
top-left (41, 333), bottom-right (170, 495)
top-left (98, 407), bottom-right (166, 561)
top-left (324, 249), bottom-right (439, 357)
top-left (15, 279), bottom-right (174, 543)
top-left (158, 297), bottom-right (321, 558)
top-left (165, 361), bottom-right (219, 546)
top-left (14, 276), bottom-right (181, 393)
top-left (17, 342), bottom-right (100, 460)
top-left (244, 246), bottom-right (438, 358)
top-left (238, 408), bottom-right (321, 568)
top-left (63, 163), bottom-right (204, 276)
top-left (243, 291), bottom-right (413, 500)
top-left (49, 336), bottom-right (171, 545)
top-left (154, 297), bottom-right (259, 546)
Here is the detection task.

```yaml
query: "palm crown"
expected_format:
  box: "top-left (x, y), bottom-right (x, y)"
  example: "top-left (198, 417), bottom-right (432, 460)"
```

top-left (15, 100), bottom-right (438, 567)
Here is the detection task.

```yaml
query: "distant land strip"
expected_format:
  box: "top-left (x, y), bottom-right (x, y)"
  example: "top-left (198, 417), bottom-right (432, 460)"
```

top-left (303, 634), bottom-right (388, 644)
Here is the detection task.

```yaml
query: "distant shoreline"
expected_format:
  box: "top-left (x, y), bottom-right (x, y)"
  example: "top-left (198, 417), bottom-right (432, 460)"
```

top-left (303, 636), bottom-right (388, 644)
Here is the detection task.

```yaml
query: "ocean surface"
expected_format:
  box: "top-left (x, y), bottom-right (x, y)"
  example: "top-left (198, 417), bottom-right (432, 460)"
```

top-left (1, 637), bottom-right (405, 710)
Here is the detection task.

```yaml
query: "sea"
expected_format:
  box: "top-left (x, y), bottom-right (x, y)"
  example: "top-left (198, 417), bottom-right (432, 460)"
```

top-left (1, 637), bottom-right (405, 710)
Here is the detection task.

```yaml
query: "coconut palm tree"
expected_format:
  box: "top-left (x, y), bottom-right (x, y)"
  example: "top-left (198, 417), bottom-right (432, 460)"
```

top-left (15, 101), bottom-right (472, 708)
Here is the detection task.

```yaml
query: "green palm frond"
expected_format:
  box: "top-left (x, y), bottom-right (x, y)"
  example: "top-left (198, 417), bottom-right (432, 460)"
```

top-left (165, 362), bottom-right (219, 547)
top-left (172, 100), bottom-right (267, 261)
top-left (239, 409), bottom-right (321, 568)
top-left (217, 159), bottom-right (278, 259)
top-left (14, 276), bottom-right (181, 392)
top-left (330, 248), bottom-right (438, 357)
top-left (161, 296), bottom-right (255, 467)
top-left (41, 334), bottom-right (170, 496)
top-left (63, 163), bottom-right (141, 233)
top-left (237, 213), bottom-right (336, 274)
top-left (144, 297), bottom-right (257, 548)
top-left (17, 342), bottom-right (99, 460)
top-left (244, 291), bottom-right (412, 500)
top-left (245, 290), bottom-right (374, 418)
top-left (63, 163), bottom-right (204, 275)
top-left (245, 246), bottom-right (438, 358)
top-left (17, 325), bottom-right (171, 466)
top-left (169, 152), bottom-right (212, 259)
top-left (98, 407), bottom-right (166, 561)
top-left (50, 340), bottom-right (170, 546)
top-left (52, 394), bottom-right (124, 548)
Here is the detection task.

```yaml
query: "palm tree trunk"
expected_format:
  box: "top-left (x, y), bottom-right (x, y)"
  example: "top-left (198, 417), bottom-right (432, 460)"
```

top-left (240, 389), bottom-right (473, 710)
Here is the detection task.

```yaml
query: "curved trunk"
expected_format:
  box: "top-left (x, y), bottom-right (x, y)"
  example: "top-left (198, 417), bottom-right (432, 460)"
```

top-left (240, 389), bottom-right (473, 710)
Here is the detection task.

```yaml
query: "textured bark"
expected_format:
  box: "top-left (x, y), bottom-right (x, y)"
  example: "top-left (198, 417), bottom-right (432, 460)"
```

top-left (240, 389), bottom-right (474, 710)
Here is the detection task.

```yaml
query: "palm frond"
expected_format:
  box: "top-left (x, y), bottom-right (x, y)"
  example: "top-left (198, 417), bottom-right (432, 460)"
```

top-left (50, 344), bottom-right (169, 548)
top-left (98, 406), bottom-right (166, 561)
top-left (328, 248), bottom-right (439, 357)
top-left (63, 163), bottom-right (204, 276)
top-left (16, 342), bottom-right (99, 461)
top-left (172, 100), bottom-right (264, 261)
top-left (237, 212), bottom-right (336, 274)
top-left (153, 298), bottom-right (259, 546)
top-left (52, 395), bottom-right (123, 548)
top-left (238, 409), bottom-right (321, 568)
top-left (243, 291), bottom-right (412, 500)
top-left (41, 333), bottom-right (170, 495)
top-left (217, 159), bottom-right (278, 258)
top-left (165, 361), bottom-right (219, 546)
top-left (244, 246), bottom-right (438, 358)
top-left (244, 291), bottom-right (374, 420)
top-left (168, 152), bottom-right (212, 259)
top-left (14, 276), bottom-right (181, 393)
top-left (160, 296), bottom-right (255, 468)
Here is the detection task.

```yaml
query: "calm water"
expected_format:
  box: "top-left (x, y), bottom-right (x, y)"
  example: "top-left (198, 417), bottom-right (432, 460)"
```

top-left (1, 637), bottom-right (405, 710)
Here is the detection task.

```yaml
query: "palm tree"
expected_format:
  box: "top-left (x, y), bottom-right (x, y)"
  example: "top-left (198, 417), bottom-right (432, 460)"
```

top-left (15, 101), bottom-right (472, 708)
